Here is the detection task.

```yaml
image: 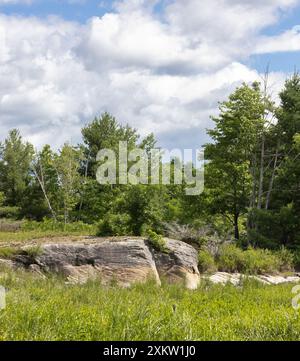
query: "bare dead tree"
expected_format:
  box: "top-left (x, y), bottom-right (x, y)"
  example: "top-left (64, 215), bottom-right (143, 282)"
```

top-left (265, 140), bottom-right (280, 210)
top-left (32, 154), bottom-right (57, 220)
top-left (79, 150), bottom-right (90, 213)
top-left (257, 65), bottom-right (269, 209)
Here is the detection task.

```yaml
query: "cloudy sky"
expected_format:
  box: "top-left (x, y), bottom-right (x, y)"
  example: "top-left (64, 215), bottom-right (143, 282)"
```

top-left (1, 0), bottom-right (300, 150)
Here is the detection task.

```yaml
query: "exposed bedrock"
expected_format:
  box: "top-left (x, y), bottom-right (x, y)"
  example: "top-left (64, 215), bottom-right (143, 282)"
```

top-left (2, 238), bottom-right (200, 289)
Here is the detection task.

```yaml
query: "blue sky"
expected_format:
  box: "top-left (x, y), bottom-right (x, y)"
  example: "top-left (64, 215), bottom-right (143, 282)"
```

top-left (0, 0), bottom-right (113, 22)
top-left (249, 4), bottom-right (300, 73)
top-left (0, 0), bottom-right (300, 150)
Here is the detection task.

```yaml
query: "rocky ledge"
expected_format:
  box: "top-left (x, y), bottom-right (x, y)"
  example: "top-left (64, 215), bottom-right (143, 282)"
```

top-left (204, 272), bottom-right (300, 285)
top-left (0, 238), bottom-right (200, 289)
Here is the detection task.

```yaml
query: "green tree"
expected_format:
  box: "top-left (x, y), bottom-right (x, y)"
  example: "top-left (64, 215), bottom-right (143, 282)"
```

top-left (0, 129), bottom-right (34, 208)
top-left (250, 74), bottom-right (300, 248)
top-left (205, 83), bottom-right (265, 240)
top-left (81, 112), bottom-right (139, 177)
top-left (54, 143), bottom-right (83, 224)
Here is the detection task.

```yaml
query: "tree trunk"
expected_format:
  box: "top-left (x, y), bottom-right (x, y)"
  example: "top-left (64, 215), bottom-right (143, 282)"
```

top-left (257, 133), bottom-right (265, 209)
top-left (234, 213), bottom-right (240, 240)
top-left (249, 153), bottom-right (257, 209)
top-left (79, 153), bottom-right (89, 213)
top-left (33, 163), bottom-right (57, 220)
top-left (265, 142), bottom-right (279, 210)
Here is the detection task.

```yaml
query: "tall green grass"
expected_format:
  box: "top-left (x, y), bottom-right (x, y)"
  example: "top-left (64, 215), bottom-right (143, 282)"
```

top-left (0, 270), bottom-right (299, 341)
top-left (198, 244), bottom-right (295, 275)
top-left (0, 220), bottom-right (98, 243)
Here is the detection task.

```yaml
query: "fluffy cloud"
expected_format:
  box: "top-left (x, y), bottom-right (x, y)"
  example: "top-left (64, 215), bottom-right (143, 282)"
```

top-left (0, 0), bottom-right (299, 150)
top-left (255, 25), bottom-right (300, 53)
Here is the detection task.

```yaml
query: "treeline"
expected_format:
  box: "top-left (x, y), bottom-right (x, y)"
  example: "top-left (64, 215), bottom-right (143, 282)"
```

top-left (0, 74), bottom-right (299, 250)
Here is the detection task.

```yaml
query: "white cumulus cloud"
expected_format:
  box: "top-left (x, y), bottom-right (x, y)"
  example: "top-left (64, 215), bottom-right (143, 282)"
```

top-left (0, 0), bottom-right (299, 150)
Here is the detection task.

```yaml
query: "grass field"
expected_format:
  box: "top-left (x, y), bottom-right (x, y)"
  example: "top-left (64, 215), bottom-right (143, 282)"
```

top-left (0, 270), bottom-right (299, 341)
top-left (0, 230), bottom-right (94, 243)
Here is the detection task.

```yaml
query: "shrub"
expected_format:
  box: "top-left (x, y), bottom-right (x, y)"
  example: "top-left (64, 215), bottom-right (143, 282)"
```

top-left (242, 248), bottom-right (279, 274)
top-left (147, 230), bottom-right (169, 253)
top-left (198, 250), bottom-right (217, 273)
top-left (97, 213), bottom-right (132, 236)
top-left (294, 250), bottom-right (300, 271)
top-left (22, 246), bottom-right (43, 258)
top-left (217, 244), bottom-right (245, 273)
top-left (248, 208), bottom-right (299, 249)
top-left (0, 206), bottom-right (20, 219)
top-left (276, 247), bottom-right (294, 273)
top-left (216, 244), bottom-right (292, 275)
top-left (0, 246), bottom-right (42, 260)
top-left (0, 247), bottom-right (20, 259)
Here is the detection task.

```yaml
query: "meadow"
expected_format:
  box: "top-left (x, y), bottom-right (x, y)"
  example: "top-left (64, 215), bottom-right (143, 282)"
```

top-left (0, 222), bottom-right (299, 341)
top-left (0, 270), bottom-right (299, 341)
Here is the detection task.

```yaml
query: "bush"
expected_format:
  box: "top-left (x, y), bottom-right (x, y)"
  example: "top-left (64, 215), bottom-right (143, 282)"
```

top-left (97, 213), bottom-right (132, 236)
top-left (217, 244), bottom-right (292, 275)
top-left (248, 208), bottom-right (300, 249)
top-left (22, 245), bottom-right (43, 258)
top-left (276, 247), bottom-right (294, 273)
top-left (217, 244), bottom-right (245, 273)
top-left (242, 248), bottom-right (279, 274)
top-left (294, 250), bottom-right (300, 271)
top-left (0, 246), bottom-right (42, 259)
top-left (0, 206), bottom-right (20, 219)
top-left (198, 250), bottom-right (217, 273)
top-left (147, 230), bottom-right (169, 253)
top-left (0, 247), bottom-right (20, 258)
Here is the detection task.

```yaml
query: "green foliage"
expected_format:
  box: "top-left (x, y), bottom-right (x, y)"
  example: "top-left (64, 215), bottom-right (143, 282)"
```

top-left (81, 112), bottom-right (140, 177)
top-left (217, 244), bottom-right (245, 273)
top-left (0, 245), bottom-right (42, 259)
top-left (0, 271), bottom-right (300, 341)
top-left (249, 74), bottom-right (300, 249)
top-left (97, 213), bottom-right (132, 237)
top-left (0, 77), bottom-right (299, 253)
top-left (0, 247), bottom-right (20, 258)
top-left (294, 250), bottom-right (300, 270)
top-left (249, 206), bottom-right (299, 249)
top-left (276, 247), bottom-right (295, 273)
top-left (241, 248), bottom-right (279, 275)
top-left (147, 230), bottom-right (169, 253)
top-left (0, 129), bottom-right (34, 207)
top-left (198, 250), bottom-right (217, 273)
top-left (205, 83), bottom-right (266, 240)
top-left (124, 185), bottom-right (165, 235)
top-left (54, 143), bottom-right (83, 223)
top-left (0, 206), bottom-right (20, 219)
top-left (22, 245), bottom-right (43, 258)
top-left (217, 244), bottom-right (293, 274)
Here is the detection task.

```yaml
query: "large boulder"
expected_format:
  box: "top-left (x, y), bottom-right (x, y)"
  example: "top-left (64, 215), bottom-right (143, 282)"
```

top-left (152, 238), bottom-right (200, 289)
top-left (34, 240), bottom-right (161, 287)
top-left (6, 238), bottom-right (200, 289)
